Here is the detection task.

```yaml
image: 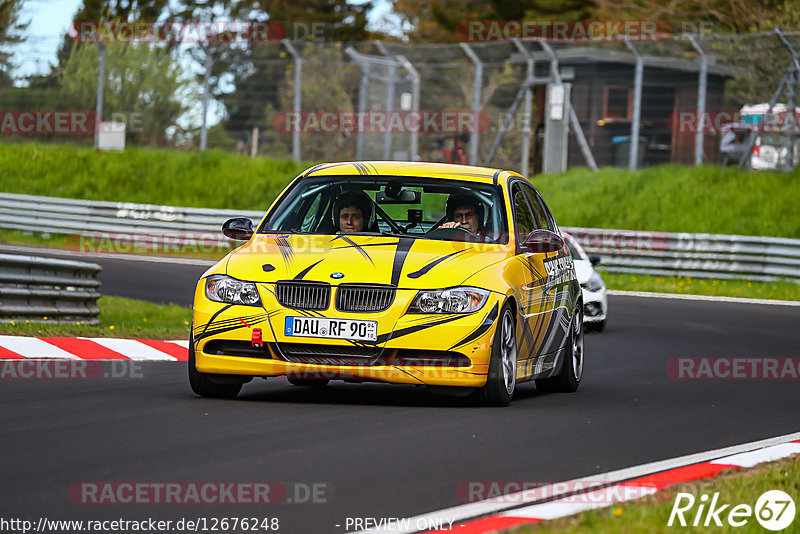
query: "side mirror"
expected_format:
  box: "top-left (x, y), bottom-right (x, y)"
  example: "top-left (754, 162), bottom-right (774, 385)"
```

top-left (222, 217), bottom-right (254, 241)
top-left (589, 255), bottom-right (601, 267)
top-left (520, 229), bottom-right (564, 254)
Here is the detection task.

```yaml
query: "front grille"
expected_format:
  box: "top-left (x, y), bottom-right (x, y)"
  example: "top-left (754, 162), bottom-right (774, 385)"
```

top-left (336, 284), bottom-right (396, 312)
top-left (276, 281), bottom-right (331, 310)
top-left (273, 343), bottom-right (470, 368)
top-left (277, 343), bottom-right (381, 366)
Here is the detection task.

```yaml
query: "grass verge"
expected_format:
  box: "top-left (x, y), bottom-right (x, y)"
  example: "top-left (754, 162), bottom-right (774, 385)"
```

top-left (0, 142), bottom-right (309, 210)
top-left (508, 455), bottom-right (799, 534)
top-left (0, 296), bottom-right (191, 339)
top-left (599, 271), bottom-right (800, 302)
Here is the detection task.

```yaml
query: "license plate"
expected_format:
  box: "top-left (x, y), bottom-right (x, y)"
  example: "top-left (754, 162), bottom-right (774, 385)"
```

top-left (284, 316), bottom-right (378, 342)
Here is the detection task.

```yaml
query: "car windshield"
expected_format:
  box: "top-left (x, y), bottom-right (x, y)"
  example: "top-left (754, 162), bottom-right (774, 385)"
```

top-left (259, 176), bottom-right (508, 244)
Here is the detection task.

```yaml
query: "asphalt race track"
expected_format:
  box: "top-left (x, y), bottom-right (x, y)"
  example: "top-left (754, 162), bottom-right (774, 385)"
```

top-left (1, 247), bottom-right (799, 533)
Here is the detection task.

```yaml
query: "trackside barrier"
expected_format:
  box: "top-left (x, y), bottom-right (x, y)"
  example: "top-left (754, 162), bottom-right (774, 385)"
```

top-left (0, 192), bottom-right (264, 249)
top-left (563, 227), bottom-right (800, 282)
top-left (0, 254), bottom-right (102, 324)
top-left (0, 193), bottom-right (797, 282)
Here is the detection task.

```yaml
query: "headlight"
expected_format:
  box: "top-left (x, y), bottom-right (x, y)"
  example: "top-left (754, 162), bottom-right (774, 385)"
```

top-left (205, 275), bottom-right (262, 306)
top-left (409, 287), bottom-right (490, 314)
top-left (581, 272), bottom-right (604, 292)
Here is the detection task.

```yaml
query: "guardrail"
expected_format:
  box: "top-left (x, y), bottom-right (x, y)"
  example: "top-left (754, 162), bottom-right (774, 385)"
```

top-left (563, 227), bottom-right (800, 282)
top-left (0, 193), bottom-right (797, 282)
top-left (0, 254), bottom-right (102, 324)
top-left (0, 192), bottom-right (264, 250)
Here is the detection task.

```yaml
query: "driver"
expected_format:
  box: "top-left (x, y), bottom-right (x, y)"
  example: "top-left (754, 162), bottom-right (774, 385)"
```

top-left (439, 193), bottom-right (484, 236)
top-left (332, 190), bottom-right (375, 233)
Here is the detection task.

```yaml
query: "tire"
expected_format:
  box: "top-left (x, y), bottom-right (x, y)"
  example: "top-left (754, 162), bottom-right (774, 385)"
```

top-left (476, 303), bottom-right (517, 407)
top-left (288, 378), bottom-right (330, 387)
top-left (586, 319), bottom-right (606, 333)
top-left (535, 309), bottom-right (584, 393)
top-left (188, 334), bottom-right (244, 399)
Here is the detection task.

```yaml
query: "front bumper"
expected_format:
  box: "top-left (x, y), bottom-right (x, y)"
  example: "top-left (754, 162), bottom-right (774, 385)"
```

top-left (191, 282), bottom-right (500, 387)
top-left (581, 286), bottom-right (607, 323)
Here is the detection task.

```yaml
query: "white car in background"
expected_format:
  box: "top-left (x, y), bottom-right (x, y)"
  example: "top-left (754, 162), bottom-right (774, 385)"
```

top-left (563, 232), bottom-right (607, 332)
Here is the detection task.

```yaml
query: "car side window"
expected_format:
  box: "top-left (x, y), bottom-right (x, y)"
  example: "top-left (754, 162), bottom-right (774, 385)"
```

top-left (512, 185), bottom-right (537, 246)
top-left (521, 185), bottom-right (553, 231)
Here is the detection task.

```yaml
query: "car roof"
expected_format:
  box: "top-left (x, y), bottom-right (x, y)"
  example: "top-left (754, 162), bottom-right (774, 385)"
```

top-left (301, 161), bottom-right (524, 185)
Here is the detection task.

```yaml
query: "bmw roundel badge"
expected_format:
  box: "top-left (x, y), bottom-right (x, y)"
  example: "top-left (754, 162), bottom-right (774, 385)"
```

top-left (330, 272), bottom-right (344, 280)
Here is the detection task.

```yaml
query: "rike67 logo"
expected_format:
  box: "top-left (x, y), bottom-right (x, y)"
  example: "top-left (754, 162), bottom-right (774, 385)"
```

top-left (668, 490), bottom-right (795, 531)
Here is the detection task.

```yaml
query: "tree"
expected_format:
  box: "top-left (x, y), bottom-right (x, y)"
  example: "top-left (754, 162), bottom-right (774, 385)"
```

top-left (0, 0), bottom-right (27, 86)
top-left (57, 0), bottom-right (171, 65)
top-left (59, 42), bottom-right (191, 145)
top-left (177, 0), bottom-right (376, 144)
top-left (270, 44), bottom-right (358, 160)
top-left (390, 0), bottom-right (594, 43)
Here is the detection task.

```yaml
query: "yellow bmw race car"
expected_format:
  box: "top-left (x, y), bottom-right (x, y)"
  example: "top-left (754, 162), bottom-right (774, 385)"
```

top-left (189, 161), bottom-right (583, 406)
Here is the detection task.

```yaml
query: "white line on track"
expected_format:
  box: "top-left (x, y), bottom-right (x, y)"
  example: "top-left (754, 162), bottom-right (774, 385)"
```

top-left (354, 431), bottom-right (800, 534)
top-left (608, 290), bottom-right (800, 307)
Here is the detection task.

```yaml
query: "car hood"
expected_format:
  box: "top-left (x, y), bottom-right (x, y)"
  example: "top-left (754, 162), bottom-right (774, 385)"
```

top-left (225, 233), bottom-right (511, 289)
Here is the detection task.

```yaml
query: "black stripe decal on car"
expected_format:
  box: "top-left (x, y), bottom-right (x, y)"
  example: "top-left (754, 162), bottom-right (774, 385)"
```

top-left (449, 302), bottom-right (499, 350)
top-left (197, 304), bottom-right (233, 336)
top-left (293, 259), bottom-right (324, 280)
top-left (407, 249), bottom-right (466, 279)
top-left (390, 238), bottom-right (414, 287)
top-left (374, 314), bottom-right (464, 345)
top-left (339, 235), bottom-right (375, 265)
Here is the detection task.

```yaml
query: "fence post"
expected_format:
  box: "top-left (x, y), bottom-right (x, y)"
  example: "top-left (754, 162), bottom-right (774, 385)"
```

top-left (775, 28), bottom-right (800, 171)
top-left (282, 40), bottom-right (303, 163)
top-left (94, 41), bottom-right (106, 150)
top-left (375, 41), bottom-right (397, 160)
top-left (687, 35), bottom-right (707, 166)
top-left (512, 41), bottom-right (534, 176)
top-left (345, 47), bottom-right (370, 160)
top-left (460, 43), bottom-right (483, 166)
top-left (251, 127), bottom-right (259, 158)
top-left (738, 70), bottom-right (791, 170)
top-left (539, 42), bottom-right (598, 171)
top-left (200, 49), bottom-right (212, 152)
top-left (396, 55), bottom-right (419, 161)
top-left (623, 39), bottom-right (644, 171)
